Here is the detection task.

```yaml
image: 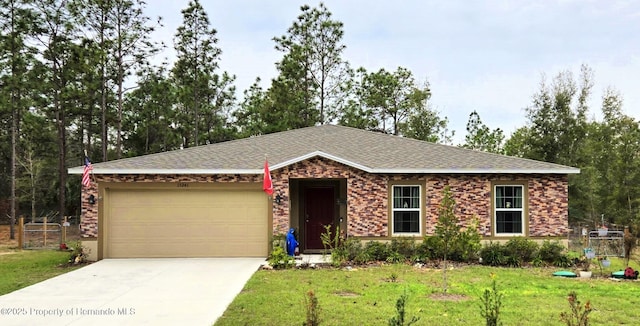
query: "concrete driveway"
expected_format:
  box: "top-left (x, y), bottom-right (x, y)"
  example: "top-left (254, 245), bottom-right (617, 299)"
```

top-left (0, 258), bottom-right (264, 326)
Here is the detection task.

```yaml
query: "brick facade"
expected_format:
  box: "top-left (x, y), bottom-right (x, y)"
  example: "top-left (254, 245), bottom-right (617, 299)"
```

top-left (81, 158), bottom-right (569, 239)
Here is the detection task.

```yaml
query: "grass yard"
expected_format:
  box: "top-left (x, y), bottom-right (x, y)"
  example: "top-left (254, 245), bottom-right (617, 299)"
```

top-left (0, 250), bottom-right (81, 295)
top-left (216, 259), bottom-right (640, 325)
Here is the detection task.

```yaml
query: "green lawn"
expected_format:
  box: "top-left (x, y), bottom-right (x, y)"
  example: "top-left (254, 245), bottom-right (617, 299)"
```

top-left (0, 250), bottom-right (81, 295)
top-left (216, 259), bottom-right (640, 325)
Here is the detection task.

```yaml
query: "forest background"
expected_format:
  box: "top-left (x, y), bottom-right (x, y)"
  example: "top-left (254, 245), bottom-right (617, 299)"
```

top-left (0, 0), bottom-right (638, 239)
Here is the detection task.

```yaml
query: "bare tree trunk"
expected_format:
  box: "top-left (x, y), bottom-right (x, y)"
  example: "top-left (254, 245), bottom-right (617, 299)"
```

top-left (10, 91), bottom-right (17, 239)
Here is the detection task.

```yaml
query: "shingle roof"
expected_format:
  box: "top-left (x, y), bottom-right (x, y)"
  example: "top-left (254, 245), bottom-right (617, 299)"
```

top-left (68, 125), bottom-right (579, 175)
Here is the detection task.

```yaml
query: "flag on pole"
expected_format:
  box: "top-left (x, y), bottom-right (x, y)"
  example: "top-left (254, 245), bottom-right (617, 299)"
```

top-left (263, 159), bottom-right (274, 195)
top-left (82, 156), bottom-right (93, 187)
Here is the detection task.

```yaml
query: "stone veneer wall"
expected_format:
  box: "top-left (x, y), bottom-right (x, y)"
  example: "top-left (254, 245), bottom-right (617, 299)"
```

top-left (425, 174), bottom-right (569, 237)
top-left (272, 157), bottom-right (388, 237)
top-left (80, 160), bottom-right (569, 239)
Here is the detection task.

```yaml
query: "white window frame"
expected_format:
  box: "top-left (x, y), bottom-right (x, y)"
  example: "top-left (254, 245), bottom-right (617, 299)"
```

top-left (493, 184), bottom-right (525, 236)
top-left (391, 185), bottom-right (422, 236)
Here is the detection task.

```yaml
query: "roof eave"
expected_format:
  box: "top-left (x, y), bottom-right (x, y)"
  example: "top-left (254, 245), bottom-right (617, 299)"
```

top-left (68, 168), bottom-right (263, 175)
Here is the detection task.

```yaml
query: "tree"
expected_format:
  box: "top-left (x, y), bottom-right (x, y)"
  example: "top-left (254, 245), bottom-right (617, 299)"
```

top-left (172, 0), bottom-right (234, 148)
top-left (523, 66), bottom-right (591, 166)
top-left (233, 78), bottom-right (270, 138)
top-left (69, 0), bottom-right (113, 161)
top-left (435, 186), bottom-right (459, 293)
top-left (462, 110), bottom-right (505, 153)
top-left (0, 0), bottom-right (38, 238)
top-left (122, 66), bottom-right (180, 156)
top-left (360, 67), bottom-right (430, 135)
top-left (32, 0), bottom-right (81, 219)
top-left (337, 68), bottom-right (378, 130)
top-left (403, 104), bottom-right (454, 144)
top-left (273, 3), bottom-right (349, 125)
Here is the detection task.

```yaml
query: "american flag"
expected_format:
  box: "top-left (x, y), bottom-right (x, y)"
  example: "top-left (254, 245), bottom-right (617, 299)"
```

top-left (82, 156), bottom-right (93, 187)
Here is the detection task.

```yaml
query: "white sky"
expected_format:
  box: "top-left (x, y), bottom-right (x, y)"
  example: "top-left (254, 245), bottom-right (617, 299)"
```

top-left (145, 0), bottom-right (640, 143)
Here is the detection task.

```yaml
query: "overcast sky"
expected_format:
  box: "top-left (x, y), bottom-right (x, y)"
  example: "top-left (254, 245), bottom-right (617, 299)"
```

top-left (145, 0), bottom-right (640, 143)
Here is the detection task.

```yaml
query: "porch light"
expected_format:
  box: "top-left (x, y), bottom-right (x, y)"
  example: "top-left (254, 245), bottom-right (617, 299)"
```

top-left (88, 194), bottom-right (96, 205)
top-left (274, 194), bottom-right (283, 204)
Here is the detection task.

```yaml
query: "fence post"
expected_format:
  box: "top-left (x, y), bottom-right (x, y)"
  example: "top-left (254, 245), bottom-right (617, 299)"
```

top-left (17, 216), bottom-right (24, 250)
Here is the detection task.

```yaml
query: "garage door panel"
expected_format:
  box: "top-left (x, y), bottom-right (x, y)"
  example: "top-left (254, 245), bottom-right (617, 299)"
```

top-left (106, 188), bottom-right (268, 258)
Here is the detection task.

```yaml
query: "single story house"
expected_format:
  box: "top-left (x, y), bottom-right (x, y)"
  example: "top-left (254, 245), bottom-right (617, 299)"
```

top-left (68, 125), bottom-right (579, 260)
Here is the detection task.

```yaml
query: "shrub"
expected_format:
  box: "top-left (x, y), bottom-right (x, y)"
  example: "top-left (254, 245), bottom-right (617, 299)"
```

top-left (479, 275), bottom-right (503, 326)
top-left (69, 241), bottom-right (89, 265)
top-left (451, 219), bottom-right (482, 262)
top-left (417, 236), bottom-right (442, 261)
top-left (504, 237), bottom-right (539, 263)
top-left (268, 246), bottom-right (295, 269)
top-left (559, 291), bottom-right (592, 326)
top-left (538, 240), bottom-right (566, 264)
top-left (389, 237), bottom-right (417, 258)
top-left (386, 251), bottom-right (405, 264)
top-left (303, 289), bottom-right (321, 326)
top-left (480, 242), bottom-right (507, 266)
top-left (388, 291), bottom-right (420, 326)
top-left (364, 241), bottom-right (390, 262)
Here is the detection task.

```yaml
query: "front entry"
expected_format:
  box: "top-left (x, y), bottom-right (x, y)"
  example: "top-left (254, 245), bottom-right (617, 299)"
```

top-left (304, 187), bottom-right (335, 250)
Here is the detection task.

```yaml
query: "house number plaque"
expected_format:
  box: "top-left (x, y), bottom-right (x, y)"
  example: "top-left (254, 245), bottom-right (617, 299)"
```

top-left (177, 182), bottom-right (189, 188)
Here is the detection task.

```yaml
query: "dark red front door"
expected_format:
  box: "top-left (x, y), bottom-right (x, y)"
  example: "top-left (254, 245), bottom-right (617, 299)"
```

top-left (304, 187), bottom-right (335, 250)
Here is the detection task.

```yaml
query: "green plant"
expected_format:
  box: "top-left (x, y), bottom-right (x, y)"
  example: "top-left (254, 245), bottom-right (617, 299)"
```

top-left (480, 242), bottom-right (507, 266)
top-left (554, 255), bottom-right (573, 268)
top-left (389, 237), bottom-right (417, 258)
top-left (386, 251), bottom-right (405, 264)
top-left (364, 241), bottom-right (390, 261)
top-left (559, 291), bottom-right (592, 326)
top-left (504, 237), bottom-right (539, 262)
top-left (69, 240), bottom-right (88, 264)
top-left (479, 275), bottom-right (503, 326)
top-left (451, 218), bottom-right (482, 262)
top-left (417, 236), bottom-right (442, 260)
top-left (303, 289), bottom-right (321, 326)
top-left (538, 240), bottom-right (566, 264)
top-left (506, 255), bottom-right (522, 268)
top-left (388, 290), bottom-right (420, 326)
top-left (268, 246), bottom-right (295, 269)
top-left (320, 224), bottom-right (340, 252)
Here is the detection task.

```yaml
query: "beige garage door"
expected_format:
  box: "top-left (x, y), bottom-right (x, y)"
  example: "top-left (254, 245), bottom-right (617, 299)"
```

top-left (106, 188), bottom-right (268, 258)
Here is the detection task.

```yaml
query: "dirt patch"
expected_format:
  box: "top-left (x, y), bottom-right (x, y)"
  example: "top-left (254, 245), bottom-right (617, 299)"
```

top-left (428, 293), bottom-right (470, 301)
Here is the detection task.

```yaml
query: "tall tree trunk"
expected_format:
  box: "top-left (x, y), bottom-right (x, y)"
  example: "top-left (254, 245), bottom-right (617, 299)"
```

top-left (100, 13), bottom-right (108, 162)
top-left (10, 89), bottom-right (17, 239)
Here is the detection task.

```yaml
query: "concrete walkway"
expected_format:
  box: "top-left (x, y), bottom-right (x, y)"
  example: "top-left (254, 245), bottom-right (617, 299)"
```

top-left (0, 258), bottom-right (264, 326)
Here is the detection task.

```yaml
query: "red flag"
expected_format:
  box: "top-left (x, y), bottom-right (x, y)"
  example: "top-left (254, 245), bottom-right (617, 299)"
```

top-left (263, 159), bottom-right (274, 195)
top-left (82, 156), bottom-right (93, 187)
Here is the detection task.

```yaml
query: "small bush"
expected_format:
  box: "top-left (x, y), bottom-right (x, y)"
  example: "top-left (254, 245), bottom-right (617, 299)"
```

top-left (68, 241), bottom-right (89, 265)
top-left (480, 242), bottom-right (507, 266)
top-left (389, 237), bottom-right (417, 258)
top-left (506, 255), bottom-right (522, 268)
top-left (303, 289), bottom-right (321, 326)
top-left (388, 291), bottom-right (420, 326)
top-left (451, 220), bottom-right (482, 262)
top-left (479, 275), bottom-right (503, 326)
top-left (386, 251), bottom-right (405, 264)
top-left (504, 237), bottom-right (539, 262)
top-left (364, 241), bottom-right (390, 262)
top-left (417, 236), bottom-right (442, 261)
top-left (268, 246), bottom-right (295, 270)
top-left (538, 240), bottom-right (566, 264)
top-left (332, 238), bottom-right (363, 266)
top-left (559, 291), bottom-right (592, 326)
